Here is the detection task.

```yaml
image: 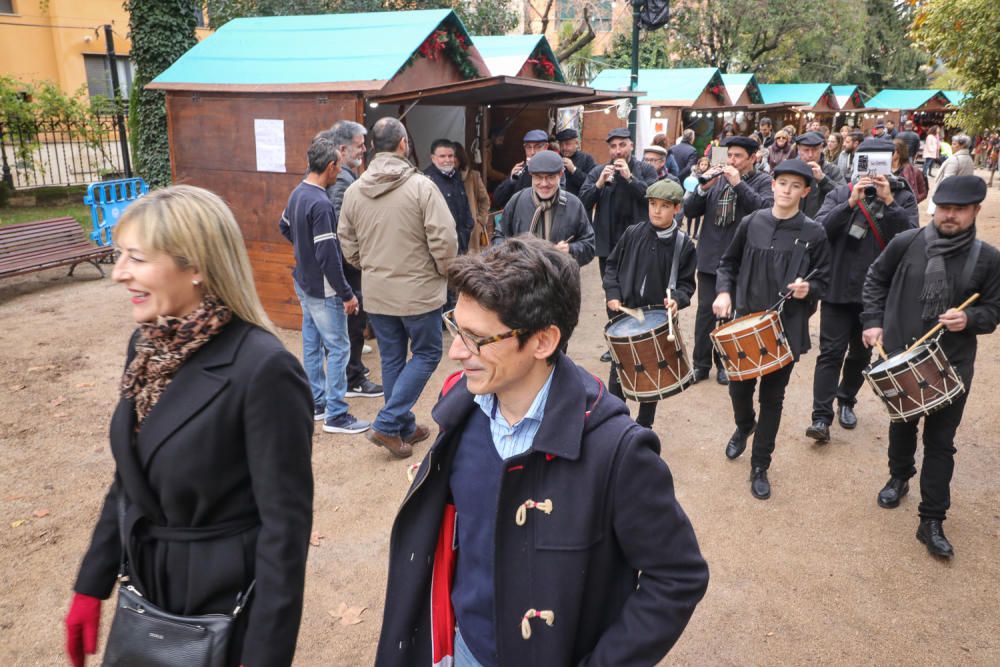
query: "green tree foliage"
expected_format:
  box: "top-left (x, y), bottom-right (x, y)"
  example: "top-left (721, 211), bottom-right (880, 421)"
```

top-left (125, 0), bottom-right (199, 187)
top-left (841, 0), bottom-right (929, 93)
top-left (911, 0), bottom-right (1000, 132)
top-left (604, 29), bottom-right (672, 70)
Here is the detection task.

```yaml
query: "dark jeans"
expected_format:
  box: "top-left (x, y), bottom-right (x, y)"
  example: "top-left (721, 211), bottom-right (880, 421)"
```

top-left (693, 271), bottom-right (725, 372)
top-left (598, 256), bottom-right (614, 320)
top-left (922, 157), bottom-right (935, 179)
top-left (888, 369), bottom-right (972, 521)
top-left (811, 302), bottom-right (871, 424)
top-left (729, 363), bottom-right (795, 470)
top-left (368, 308), bottom-right (443, 437)
top-left (346, 291), bottom-right (369, 387)
top-left (608, 363), bottom-right (657, 428)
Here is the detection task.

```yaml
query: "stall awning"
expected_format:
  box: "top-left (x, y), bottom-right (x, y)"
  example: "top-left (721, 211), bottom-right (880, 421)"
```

top-left (369, 75), bottom-right (640, 107)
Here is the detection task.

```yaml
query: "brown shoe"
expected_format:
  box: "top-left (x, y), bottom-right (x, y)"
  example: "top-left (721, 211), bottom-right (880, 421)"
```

top-left (367, 428), bottom-right (413, 459)
top-left (403, 424), bottom-right (432, 445)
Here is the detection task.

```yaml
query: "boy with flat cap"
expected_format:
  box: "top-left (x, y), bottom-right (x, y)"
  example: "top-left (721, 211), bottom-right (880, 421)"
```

top-left (555, 128), bottom-right (596, 197)
top-left (493, 129), bottom-right (555, 208)
top-left (713, 159), bottom-right (831, 499)
top-left (793, 131), bottom-right (846, 217)
top-left (862, 175), bottom-right (1000, 559)
top-left (494, 149), bottom-right (596, 266)
top-left (603, 179), bottom-right (697, 428)
top-left (685, 134), bottom-right (774, 384)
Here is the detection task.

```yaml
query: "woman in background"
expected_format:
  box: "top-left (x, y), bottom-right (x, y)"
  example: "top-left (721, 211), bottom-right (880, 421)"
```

top-left (454, 142), bottom-right (491, 253)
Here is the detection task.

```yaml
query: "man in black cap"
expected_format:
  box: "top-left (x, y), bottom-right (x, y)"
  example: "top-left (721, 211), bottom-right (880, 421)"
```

top-left (555, 128), bottom-right (597, 198)
top-left (793, 131), bottom-right (846, 217)
top-left (494, 149), bottom-right (596, 266)
top-left (643, 146), bottom-right (681, 184)
top-left (580, 127), bottom-right (659, 360)
top-left (425, 138), bottom-right (475, 254)
top-left (493, 129), bottom-right (553, 208)
top-left (806, 138), bottom-right (919, 442)
top-left (872, 120), bottom-right (889, 139)
top-left (862, 175), bottom-right (1000, 559)
top-left (713, 159), bottom-right (831, 500)
top-left (684, 134), bottom-right (774, 384)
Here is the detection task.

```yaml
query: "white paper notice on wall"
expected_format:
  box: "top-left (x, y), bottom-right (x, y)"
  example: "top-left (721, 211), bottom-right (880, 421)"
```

top-left (254, 119), bottom-right (286, 173)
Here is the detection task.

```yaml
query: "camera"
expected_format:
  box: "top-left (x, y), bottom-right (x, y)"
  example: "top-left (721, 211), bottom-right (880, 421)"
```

top-left (848, 221), bottom-right (868, 240)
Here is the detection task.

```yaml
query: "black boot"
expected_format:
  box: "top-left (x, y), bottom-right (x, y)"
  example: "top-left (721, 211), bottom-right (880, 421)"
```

top-left (916, 519), bottom-right (954, 558)
top-left (725, 422), bottom-right (755, 460)
top-left (877, 477), bottom-right (909, 508)
top-left (838, 404), bottom-right (858, 429)
top-left (600, 350), bottom-right (612, 363)
top-left (805, 420), bottom-right (831, 443)
top-left (716, 368), bottom-right (729, 385)
top-left (750, 467), bottom-right (771, 500)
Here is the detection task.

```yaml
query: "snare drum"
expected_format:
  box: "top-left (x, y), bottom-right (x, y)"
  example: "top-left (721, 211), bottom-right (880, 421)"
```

top-left (604, 307), bottom-right (694, 401)
top-left (710, 310), bottom-right (793, 382)
top-left (863, 339), bottom-right (965, 422)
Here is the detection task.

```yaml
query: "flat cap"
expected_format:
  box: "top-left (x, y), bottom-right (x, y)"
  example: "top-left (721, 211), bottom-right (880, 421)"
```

top-left (527, 150), bottom-right (565, 174)
top-left (646, 179), bottom-right (685, 202)
top-left (643, 145), bottom-right (668, 157)
top-left (721, 135), bottom-right (760, 154)
top-left (606, 127), bottom-right (632, 141)
top-left (523, 129), bottom-right (549, 143)
top-left (932, 175), bottom-right (987, 206)
top-left (772, 158), bottom-right (814, 186)
top-left (794, 131), bottom-right (825, 146)
top-left (554, 128), bottom-right (578, 141)
top-left (856, 137), bottom-right (895, 153)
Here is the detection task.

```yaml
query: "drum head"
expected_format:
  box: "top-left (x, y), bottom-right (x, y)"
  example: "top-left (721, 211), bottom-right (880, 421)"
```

top-left (606, 308), bottom-right (669, 337)
top-left (715, 311), bottom-right (773, 336)
top-left (869, 345), bottom-right (926, 374)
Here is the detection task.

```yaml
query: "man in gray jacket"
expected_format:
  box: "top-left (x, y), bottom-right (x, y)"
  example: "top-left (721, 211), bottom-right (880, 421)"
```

top-left (340, 117), bottom-right (459, 459)
top-left (494, 150), bottom-right (595, 266)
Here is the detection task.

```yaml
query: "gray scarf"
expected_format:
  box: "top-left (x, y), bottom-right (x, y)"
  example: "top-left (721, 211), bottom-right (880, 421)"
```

top-left (529, 189), bottom-right (558, 240)
top-left (921, 222), bottom-right (976, 320)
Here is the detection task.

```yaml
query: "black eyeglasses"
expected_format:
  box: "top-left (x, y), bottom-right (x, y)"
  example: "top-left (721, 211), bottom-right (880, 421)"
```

top-left (442, 309), bottom-right (526, 355)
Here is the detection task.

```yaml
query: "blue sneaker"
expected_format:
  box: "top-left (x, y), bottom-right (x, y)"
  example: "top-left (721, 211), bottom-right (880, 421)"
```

top-left (323, 413), bottom-right (371, 434)
top-left (314, 403), bottom-right (325, 422)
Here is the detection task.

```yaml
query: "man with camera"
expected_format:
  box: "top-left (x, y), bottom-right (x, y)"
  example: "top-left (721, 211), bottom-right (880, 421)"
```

top-left (806, 138), bottom-right (918, 442)
top-left (684, 135), bottom-right (773, 384)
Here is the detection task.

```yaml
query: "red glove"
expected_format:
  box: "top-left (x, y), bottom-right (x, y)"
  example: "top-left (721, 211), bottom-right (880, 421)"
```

top-left (66, 593), bottom-right (101, 667)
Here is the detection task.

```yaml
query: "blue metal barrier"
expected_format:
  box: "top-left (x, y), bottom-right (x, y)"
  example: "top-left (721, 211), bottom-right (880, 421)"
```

top-left (84, 178), bottom-right (149, 246)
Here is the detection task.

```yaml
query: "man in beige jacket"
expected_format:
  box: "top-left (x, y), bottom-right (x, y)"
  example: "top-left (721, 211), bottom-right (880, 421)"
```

top-left (340, 117), bottom-right (458, 458)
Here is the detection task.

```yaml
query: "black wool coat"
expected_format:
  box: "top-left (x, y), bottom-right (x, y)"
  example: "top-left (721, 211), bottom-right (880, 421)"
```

top-left (495, 187), bottom-right (596, 266)
top-left (799, 158), bottom-right (846, 218)
top-left (564, 150), bottom-right (598, 197)
top-left (579, 157), bottom-right (660, 258)
top-left (74, 318), bottom-right (314, 667)
top-left (603, 221), bottom-right (697, 310)
top-left (375, 353), bottom-right (709, 667)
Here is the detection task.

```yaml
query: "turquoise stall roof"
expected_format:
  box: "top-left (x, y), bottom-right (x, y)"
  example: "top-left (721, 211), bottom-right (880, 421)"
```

top-left (589, 68), bottom-right (723, 105)
top-left (472, 34), bottom-right (565, 83)
top-left (864, 89), bottom-right (949, 110)
top-left (721, 73), bottom-right (763, 104)
top-left (942, 90), bottom-right (968, 105)
top-left (150, 9), bottom-right (472, 91)
top-left (757, 83), bottom-right (835, 108)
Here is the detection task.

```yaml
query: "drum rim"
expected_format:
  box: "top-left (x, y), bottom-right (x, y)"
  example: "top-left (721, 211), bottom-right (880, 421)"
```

top-left (711, 310), bottom-right (778, 337)
top-left (723, 352), bottom-right (794, 380)
top-left (867, 342), bottom-right (940, 374)
top-left (621, 369), bottom-right (696, 401)
top-left (605, 307), bottom-right (672, 340)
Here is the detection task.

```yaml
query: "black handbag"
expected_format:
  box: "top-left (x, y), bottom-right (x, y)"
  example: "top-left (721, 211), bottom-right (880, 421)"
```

top-left (103, 491), bottom-right (256, 667)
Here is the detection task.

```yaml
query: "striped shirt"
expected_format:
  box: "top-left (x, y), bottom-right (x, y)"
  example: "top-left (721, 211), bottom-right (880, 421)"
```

top-left (278, 180), bottom-right (354, 301)
top-left (473, 368), bottom-right (555, 460)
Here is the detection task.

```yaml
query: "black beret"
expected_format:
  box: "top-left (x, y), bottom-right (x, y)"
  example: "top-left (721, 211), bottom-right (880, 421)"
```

top-left (606, 127), bottom-right (632, 141)
top-left (526, 150), bottom-right (565, 174)
top-left (554, 128), bottom-right (578, 141)
top-left (794, 131), bottom-right (825, 146)
top-left (856, 138), bottom-right (895, 153)
top-left (523, 129), bottom-right (549, 143)
top-left (772, 158), bottom-right (814, 186)
top-left (932, 175), bottom-right (987, 206)
top-left (721, 135), bottom-right (759, 154)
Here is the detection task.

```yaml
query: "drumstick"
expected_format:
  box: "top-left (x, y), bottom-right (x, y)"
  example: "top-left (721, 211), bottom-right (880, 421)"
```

top-left (666, 288), bottom-right (676, 342)
top-left (873, 341), bottom-right (889, 362)
top-left (765, 268), bottom-right (819, 313)
top-left (619, 305), bottom-right (646, 323)
top-left (905, 292), bottom-right (980, 353)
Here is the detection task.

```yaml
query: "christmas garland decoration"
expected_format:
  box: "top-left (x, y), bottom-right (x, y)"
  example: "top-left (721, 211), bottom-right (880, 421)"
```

top-left (708, 83), bottom-right (727, 104)
top-left (526, 53), bottom-right (557, 81)
top-left (402, 26), bottom-right (479, 80)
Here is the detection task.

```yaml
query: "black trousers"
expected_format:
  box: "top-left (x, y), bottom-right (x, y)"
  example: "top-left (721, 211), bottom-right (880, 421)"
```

top-left (811, 301), bottom-right (871, 424)
top-left (598, 257), bottom-right (615, 321)
top-left (693, 271), bottom-right (725, 372)
top-left (888, 368), bottom-right (973, 521)
top-left (608, 363), bottom-right (658, 427)
top-left (728, 363), bottom-right (795, 470)
top-left (346, 271), bottom-right (368, 387)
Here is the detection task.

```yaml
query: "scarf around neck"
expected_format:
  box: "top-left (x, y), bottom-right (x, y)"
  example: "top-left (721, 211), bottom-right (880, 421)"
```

top-left (920, 222), bottom-right (977, 320)
top-left (529, 189), bottom-right (558, 240)
top-left (121, 295), bottom-right (233, 424)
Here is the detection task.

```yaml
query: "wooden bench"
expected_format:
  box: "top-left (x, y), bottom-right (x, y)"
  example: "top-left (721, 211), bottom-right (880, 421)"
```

top-left (0, 217), bottom-right (113, 279)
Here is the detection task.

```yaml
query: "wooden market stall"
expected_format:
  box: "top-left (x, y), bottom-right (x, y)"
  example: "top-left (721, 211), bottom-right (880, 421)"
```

top-left (757, 83), bottom-right (840, 133)
top-left (864, 89), bottom-right (957, 135)
top-left (831, 85), bottom-right (866, 130)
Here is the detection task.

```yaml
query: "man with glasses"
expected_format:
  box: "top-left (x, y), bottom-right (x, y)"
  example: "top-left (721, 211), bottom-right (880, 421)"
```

top-left (493, 129), bottom-right (554, 208)
top-left (377, 236), bottom-right (708, 667)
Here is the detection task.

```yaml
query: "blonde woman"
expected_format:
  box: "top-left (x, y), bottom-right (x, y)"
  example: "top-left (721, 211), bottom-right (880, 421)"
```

top-left (65, 185), bottom-right (313, 666)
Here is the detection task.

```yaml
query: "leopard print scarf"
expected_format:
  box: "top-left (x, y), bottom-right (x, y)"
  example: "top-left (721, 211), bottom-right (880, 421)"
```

top-left (121, 295), bottom-right (232, 424)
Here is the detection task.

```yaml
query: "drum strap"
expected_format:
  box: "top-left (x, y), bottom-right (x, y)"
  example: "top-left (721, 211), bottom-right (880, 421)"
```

top-left (668, 230), bottom-right (688, 291)
top-left (782, 236), bottom-right (810, 289)
top-left (959, 240), bottom-right (982, 297)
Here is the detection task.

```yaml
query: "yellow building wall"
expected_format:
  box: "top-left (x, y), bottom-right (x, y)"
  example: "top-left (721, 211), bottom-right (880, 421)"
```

top-left (0, 0), bottom-right (210, 96)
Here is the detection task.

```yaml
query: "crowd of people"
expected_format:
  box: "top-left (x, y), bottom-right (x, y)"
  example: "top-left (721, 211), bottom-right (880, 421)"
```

top-left (62, 110), bottom-right (997, 667)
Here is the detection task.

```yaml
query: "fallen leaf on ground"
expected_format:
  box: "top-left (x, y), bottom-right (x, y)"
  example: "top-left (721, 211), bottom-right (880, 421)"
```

top-left (32, 509), bottom-right (50, 518)
top-left (11, 519), bottom-right (28, 528)
top-left (27, 365), bottom-right (56, 373)
top-left (9, 384), bottom-right (26, 392)
top-left (50, 396), bottom-right (66, 407)
top-left (309, 531), bottom-right (324, 547)
top-left (75, 382), bottom-right (95, 388)
top-left (329, 602), bottom-right (367, 626)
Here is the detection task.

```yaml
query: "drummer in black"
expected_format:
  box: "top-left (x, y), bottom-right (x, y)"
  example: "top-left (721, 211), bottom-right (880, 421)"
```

top-left (806, 138), bottom-right (919, 442)
top-left (603, 179), bottom-right (697, 428)
top-left (713, 159), bottom-right (831, 499)
top-left (684, 135), bottom-right (773, 385)
top-left (862, 175), bottom-right (1000, 558)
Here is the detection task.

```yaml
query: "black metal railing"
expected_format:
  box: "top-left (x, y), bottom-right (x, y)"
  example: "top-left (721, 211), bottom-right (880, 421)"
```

top-left (0, 114), bottom-right (131, 189)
